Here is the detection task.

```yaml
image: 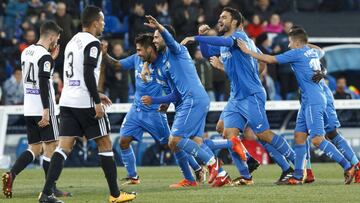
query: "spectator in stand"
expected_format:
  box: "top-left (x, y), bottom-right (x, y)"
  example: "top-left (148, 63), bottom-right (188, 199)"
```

top-left (0, 0), bottom-right (6, 29)
top-left (3, 0), bottom-right (28, 39)
top-left (255, 33), bottom-right (277, 82)
top-left (18, 28), bottom-right (36, 53)
top-left (206, 0), bottom-right (239, 27)
top-left (55, 1), bottom-right (74, 78)
top-left (252, 0), bottom-right (278, 21)
top-left (27, 0), bottom-right (44, 16)
top-left (128, 3), bottom-right (150, 51)
top-left (1, 68), bottom-right (23, 105)
top-left (246, 14), bottom-right (264, 39)
top-left (263, 13), bottom-right (283, 34)
top-left (172, 0), bottom-right (201, 40)
top-left (334, 76), bottom-right (353, 99)
top-left (104, 42), bottom-right (130, 103)
top-left (271, 21), bottom-right (298, 99)
top-left (194, 48), bottom-right (215, 101)
top-left (155, 1), bottom-right (172, 25)
top-left (260, 66), bottom-right (276, 100)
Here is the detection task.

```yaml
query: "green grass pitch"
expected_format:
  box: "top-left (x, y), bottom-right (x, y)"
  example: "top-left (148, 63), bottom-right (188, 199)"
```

top-left (1, 163), bottom-right (359, 203)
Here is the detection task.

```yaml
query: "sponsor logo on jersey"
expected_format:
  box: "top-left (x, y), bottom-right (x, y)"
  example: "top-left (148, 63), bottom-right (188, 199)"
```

top-left (26, 88), bottom-right (40, 95)
top-left (69, 80), bottom-right (81, 86)
top-left (89, 46), bottom-right (98, 58)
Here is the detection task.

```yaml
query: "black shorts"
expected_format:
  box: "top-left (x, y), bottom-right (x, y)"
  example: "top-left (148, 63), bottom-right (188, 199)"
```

top-left (59, 106), bottom-right (110, 140)
top-left (25, 115), bottom-right (59, 144)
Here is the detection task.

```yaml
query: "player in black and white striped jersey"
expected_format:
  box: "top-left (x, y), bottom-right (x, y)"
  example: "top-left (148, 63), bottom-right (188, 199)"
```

top-left (2, 20), bottom-right (70, 199)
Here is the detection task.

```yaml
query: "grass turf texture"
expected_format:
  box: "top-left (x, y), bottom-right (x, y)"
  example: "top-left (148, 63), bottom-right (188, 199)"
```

top-left (1, 163), bottom-right (359, 203)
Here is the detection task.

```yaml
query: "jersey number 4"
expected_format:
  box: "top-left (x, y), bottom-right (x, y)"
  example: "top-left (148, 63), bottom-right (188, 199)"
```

top-left (65, 52), bottom-right (74, 78)
top-left (22, 61), bottom-right (36, 85)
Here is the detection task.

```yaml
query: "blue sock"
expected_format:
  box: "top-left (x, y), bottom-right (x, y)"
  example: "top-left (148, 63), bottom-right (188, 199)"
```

top-left (306, 139), bottom-right (312, 169)
top-left (120, 146), bottom-right (137, 178)
top-left (260, 141), bottom-right (290, 172)
top-left (228, 149), bottom-right (251, 179)
top-left (177, 138), bottom-right (213, 164)
top-left (187, 155), bottom-right (201, 171)
top-left (293, 144), bottom-right (307, 180)
top-left (332, 133), bottom-right (359, 165)
top-left (174, 151), bottom-right (195, 181)
top-left (270, 134), bottom-right (295, 163)
top-left (319, 139), bottom-right (351, 170)
top-left (204, 139), bottom-right (232, 150)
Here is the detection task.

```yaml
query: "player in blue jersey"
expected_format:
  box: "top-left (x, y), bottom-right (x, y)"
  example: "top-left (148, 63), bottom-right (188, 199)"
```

top-left (237, 27), bottom-right (357, 185)
top-left (144, 15), bottom-right (225, 185)
top-left (181, 7), bottom-right (296, 184)
top-left (105, 34), bottom-right (204, 185)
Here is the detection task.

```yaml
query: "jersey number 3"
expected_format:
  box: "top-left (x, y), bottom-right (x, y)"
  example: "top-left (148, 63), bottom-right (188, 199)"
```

top-left (65, 52), bottom-right (74, 78)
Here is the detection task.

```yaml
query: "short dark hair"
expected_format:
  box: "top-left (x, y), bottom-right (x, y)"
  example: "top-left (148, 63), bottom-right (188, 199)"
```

top-left (222, 7), bottom-right (244, 27)
top-left (81, 5), bottom-right (102, 28)
top-left (135, 33), bottom-right (156, 50)
top-left (40, 20), bottom-right (62, 36)
top-left (164, 24), bottom-right (176, 38)
top-left (288, 27), bottom-right (308, 44)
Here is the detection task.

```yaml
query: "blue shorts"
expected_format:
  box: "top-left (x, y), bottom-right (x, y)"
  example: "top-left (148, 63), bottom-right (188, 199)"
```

top-left (324, 101), bottom-right (341, 133)
top-left (120, 105), bottom-right (170, 145)
top-left (171, 97), bottom-right (209, 138)
top-left (222, 93), bottom-right (270, 134)
top-left (295, 103), bottom-right (326, 138)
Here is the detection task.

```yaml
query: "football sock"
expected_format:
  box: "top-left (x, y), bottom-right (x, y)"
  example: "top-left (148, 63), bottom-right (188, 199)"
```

top-left (305, 139), bottom-right (312, 169)
top-left (203, 139), bottom-right (232, 150)
top-left (332, 133), bottom-right (359, 165)
top-left (187, 155), bottom-right (201, 172)
top-left (228, 149), bottom-right (251, 179)
top-left (260, 141), bottom-right (290, 172)
top-left (200, 143), bottom-right (226, 173)
top-left (177, 138), bottom-right (214, 165)
top-left (271, 134), bottom-right (295, 163)
top-left (42, 148), bottom-right (67, 196)
top-left (42, 156), bottom-right (51, 178)
top-left (99, 151), bottom-right (120, 198)
top-left (174, 151), bottom-right (195, 182)
top-left (319, 139), bottom-right (351, 170)
top-left (120, 146), bottom-right (137, 178)
top-left (293, 144), bottom-right (307, 180)
top-left (10, 149), bottom-right (35, 180)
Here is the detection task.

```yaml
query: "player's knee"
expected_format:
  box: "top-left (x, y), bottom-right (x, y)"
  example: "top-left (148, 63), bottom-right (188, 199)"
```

top-left (294, 134), bottom-right (307, 145)
top-left (119, 136), bottom-right (132, 149)
top-left (311, 136), bottom-right (324, 147)
top-left (325, 130), bottom-right (338, 140)
top-left (256, 130), bottom-right (273, 143)
top-left (168, 136), bottom-right (180, 152)
top-left (29, 144), bottom-right (42, 156)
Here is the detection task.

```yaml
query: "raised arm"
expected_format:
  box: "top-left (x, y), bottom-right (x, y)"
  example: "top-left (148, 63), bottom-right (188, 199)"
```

top-left (237, 39), bottom-right (278, 64)
top-left (144, 15), bottom-right (182, 54)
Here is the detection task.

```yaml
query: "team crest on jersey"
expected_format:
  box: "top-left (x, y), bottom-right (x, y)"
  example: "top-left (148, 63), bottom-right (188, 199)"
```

top-left (89, 46), bottom-right (98, 58)
top-left (44, 61), bottom-right (51, 72)
top-left (165, 61), bottom-right (170, 70)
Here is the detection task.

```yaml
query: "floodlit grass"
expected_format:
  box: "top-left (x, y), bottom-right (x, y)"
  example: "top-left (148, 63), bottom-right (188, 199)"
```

top-left (1, 163), bottom-right (359, 203)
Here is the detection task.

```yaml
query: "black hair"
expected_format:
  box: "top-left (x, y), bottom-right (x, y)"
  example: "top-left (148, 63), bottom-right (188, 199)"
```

top-left (40, 20), bottom-right (63, 36)
top-left (288, 27), bottom-right (308, 44)
top-left (135, 33), bottom-right (156, 50)
top-left (222, 7), bottom-right (244, 27)
top-left (81, 5), bottom-right (102, 28)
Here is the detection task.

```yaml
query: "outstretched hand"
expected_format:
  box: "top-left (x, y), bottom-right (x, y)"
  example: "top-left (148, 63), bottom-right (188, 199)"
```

top-left (180, 36), bottom-right (195, 45)
top-left (209, 56), bottom-right (224, 71)
top-left (144, 15), bottom-right (164, 31)
top-left (236, 39), bottom-right (250, 54)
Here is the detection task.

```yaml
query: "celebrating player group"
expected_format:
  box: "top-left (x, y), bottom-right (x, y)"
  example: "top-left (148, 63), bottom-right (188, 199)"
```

top-left (2, 4), bottom-right (359, 203)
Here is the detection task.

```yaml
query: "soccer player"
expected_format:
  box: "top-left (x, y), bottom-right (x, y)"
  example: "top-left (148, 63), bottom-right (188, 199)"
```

top-left (237, 27), bottom-right (356, 185)
top-left (144, 15), bottom-right (224, 185)
top-left (210, 56), bottom-right (293, 184)
top-left (182, 7), bottom-right (296, 184)
top-left (2, 21), bottom-right (70, 199)
top-left (38, 6), bottom-right (136, 203)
